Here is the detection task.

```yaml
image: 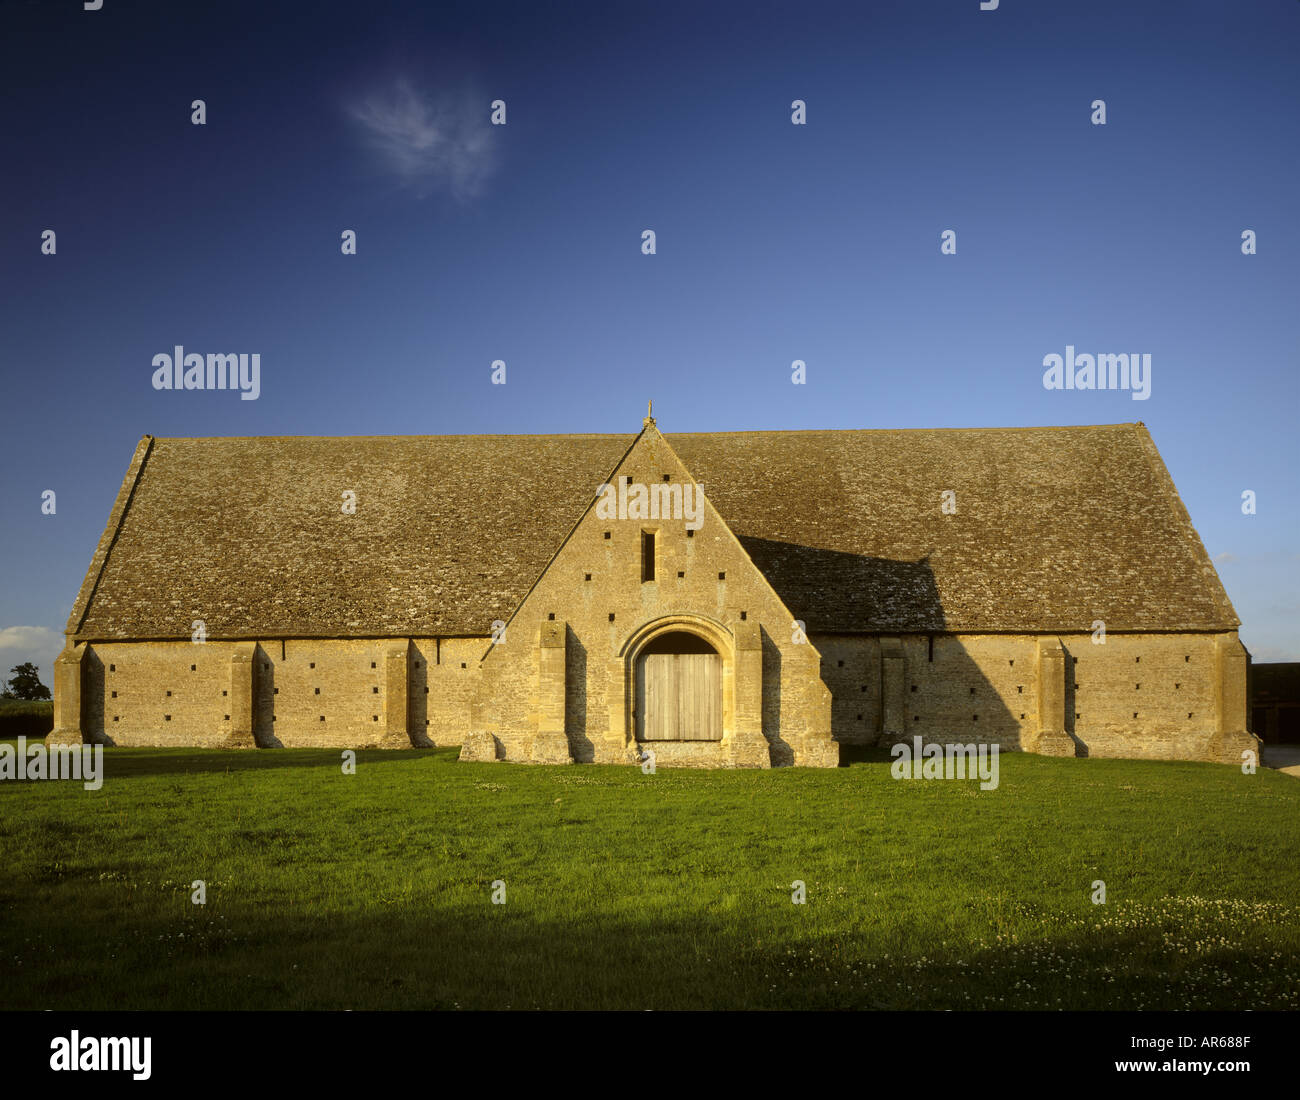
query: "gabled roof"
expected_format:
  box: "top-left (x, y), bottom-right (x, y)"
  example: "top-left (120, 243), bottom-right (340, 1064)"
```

top-left (67, 423), bottom-right (1238, 640)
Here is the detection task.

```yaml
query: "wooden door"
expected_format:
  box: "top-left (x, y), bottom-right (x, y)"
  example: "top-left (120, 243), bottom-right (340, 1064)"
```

top-left (637, 650), bottom-right (722, 741)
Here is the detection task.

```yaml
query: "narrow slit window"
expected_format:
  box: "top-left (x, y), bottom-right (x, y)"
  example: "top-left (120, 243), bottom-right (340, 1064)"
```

top-left (641, 530), bottom-right (656, 582)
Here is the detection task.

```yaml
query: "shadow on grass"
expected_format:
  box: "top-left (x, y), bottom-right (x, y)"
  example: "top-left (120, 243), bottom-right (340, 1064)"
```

top-left (838, 744), bottom-right (897, 766)
top-left (2, 899), bottom-right (1295, 1011)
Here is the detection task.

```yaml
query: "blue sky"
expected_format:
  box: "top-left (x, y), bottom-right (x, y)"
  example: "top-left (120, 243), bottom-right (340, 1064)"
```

top-left (2, 0), bottom-right (1297, 685)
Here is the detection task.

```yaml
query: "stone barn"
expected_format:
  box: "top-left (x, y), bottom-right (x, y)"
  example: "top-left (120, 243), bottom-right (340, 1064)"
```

top-left (48, 416), bottom-right (1257, 768)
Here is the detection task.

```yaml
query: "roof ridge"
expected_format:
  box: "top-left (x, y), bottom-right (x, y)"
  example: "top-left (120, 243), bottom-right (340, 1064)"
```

top-left (149, 432), bottom-right (637, 443)
top-left (145, 423), bottom-right (1142, 444)
top-left (668, 423), bottom-right (1140, 436)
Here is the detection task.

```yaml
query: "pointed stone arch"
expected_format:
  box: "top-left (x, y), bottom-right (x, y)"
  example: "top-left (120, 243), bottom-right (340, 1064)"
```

top-left (621, 614), bottom-right (735, 748)
top-left (619, 613), bottom-right (736, 664)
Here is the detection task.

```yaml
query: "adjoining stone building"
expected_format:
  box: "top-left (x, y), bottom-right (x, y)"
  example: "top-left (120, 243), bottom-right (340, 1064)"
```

top-left (1251, 663), bottom-right (1300, 745)
top-left (48, 417), bottom-right (1257, 767)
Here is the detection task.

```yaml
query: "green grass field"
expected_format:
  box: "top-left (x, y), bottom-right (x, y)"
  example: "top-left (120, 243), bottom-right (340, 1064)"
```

top-left (1, 743), bottom-right (1297, 1010)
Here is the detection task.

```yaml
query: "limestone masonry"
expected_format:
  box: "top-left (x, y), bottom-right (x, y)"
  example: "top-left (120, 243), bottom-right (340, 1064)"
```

top-left (48, 417), bottom-right (1258, 767)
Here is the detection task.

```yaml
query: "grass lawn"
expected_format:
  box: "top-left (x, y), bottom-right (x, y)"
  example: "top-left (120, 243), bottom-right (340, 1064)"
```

top-left (1, 743), bottom-right (1297, 1010)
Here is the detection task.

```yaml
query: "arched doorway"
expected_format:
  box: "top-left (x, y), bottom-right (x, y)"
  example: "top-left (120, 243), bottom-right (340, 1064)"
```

top-left (636, 630), bottom-right (723, 742)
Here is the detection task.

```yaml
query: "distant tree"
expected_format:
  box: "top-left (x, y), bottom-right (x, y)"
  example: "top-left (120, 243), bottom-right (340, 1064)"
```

top-left (5, 662), bottom-right (51, 701)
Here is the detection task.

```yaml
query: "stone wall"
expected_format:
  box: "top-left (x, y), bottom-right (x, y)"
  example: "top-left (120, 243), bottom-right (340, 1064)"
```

top-left (51, 627), bottom-right (1254, 764)
top-left (62, 636), bottom-right (484, 749)
top-left (253, 639), bottom-right (385, 746)
top-left (808, 630), bottom-right (1251, 762)
top-left (1065, 632), bottom-right (1218, 757)
top-left (411, 638), bottom-right (483, 747)
top-left (89, 640), bottom-right (235, 747)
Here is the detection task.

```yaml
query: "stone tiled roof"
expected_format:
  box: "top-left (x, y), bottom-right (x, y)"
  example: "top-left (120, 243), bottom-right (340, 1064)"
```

top-left (68, 424), bottom-right (1238, 639)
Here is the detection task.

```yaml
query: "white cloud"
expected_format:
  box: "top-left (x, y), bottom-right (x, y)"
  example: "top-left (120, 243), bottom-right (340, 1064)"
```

top-left (1213, 552), bottom-right (1239, 564)
top-left (0, 625), bottom-right (62, 653)
top-left (0, 625), bottom-right (64, 690)
top-left (345, 77), bottom-right (497, 199)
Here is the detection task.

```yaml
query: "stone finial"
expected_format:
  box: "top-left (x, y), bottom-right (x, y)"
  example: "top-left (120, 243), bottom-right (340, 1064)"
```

top-left (643, 400), bottom-right (655, 429)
